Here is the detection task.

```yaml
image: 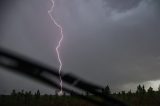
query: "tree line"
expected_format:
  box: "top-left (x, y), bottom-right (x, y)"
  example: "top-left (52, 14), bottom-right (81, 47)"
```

top-left (1, 84), bottom-right (160, 106)
top-left (6, 84), bottom-right (159, 96)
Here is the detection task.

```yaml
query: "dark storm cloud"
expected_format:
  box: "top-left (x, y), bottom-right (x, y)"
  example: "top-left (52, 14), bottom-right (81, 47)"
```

top-left (0, 0), bottom-right (14, 41)
top-left (0, 0), bottom-right (60, 94)
top-left (0, 0), bottom-right (160, 93)
top-left (103, 0), bottom-right (142, 12)
top-left (0, 0), bottom-right (59, 66)
top-left (60, 0), bottom-right (160, 89)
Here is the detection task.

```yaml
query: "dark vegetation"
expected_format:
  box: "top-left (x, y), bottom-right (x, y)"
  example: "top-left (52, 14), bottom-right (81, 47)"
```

top-left (1, 85), bottom-right (160, 106)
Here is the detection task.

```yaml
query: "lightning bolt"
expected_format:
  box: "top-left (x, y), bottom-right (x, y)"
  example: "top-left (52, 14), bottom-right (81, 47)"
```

top-left (48, 0), bottom-right (64, 95)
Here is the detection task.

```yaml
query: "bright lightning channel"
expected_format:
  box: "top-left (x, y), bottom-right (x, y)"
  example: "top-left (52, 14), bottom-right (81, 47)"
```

top-left (48, 0), bottom-right (64, 96)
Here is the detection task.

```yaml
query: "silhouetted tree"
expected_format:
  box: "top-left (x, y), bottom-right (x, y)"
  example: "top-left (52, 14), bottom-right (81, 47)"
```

top-left (103, 85), bottom-right (111, 95)
top-left (35, 90), bottom-right (40, 99)
top-left (11, 89), bottom-right (16, 96)
top-left (136, 85), bottom-right (146, 95)
top-left (136, 85), bottom-right (142, 94)
top-left (24, 91), bottom-right (32, 105)
top-left (147, 86), bottom-right (154, 96)
top-left (127, 90), bottom-right (132, 96)
top-left (142, 85), bottom-right (146, 94)
top-left (121, 91), bottom-right (125, 96)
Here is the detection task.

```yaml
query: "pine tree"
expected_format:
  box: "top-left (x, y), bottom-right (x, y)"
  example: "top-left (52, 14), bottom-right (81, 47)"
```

top-left (142, 85), bottom-right (146, 94)
top-left (147, 86), bottom-right (154, 95)
top-left (103, 85), bottom-right (111, 95)
top-left (35, 90), bottom-right (40, 99)
top-left (136, 85), bottom-right (144, 95)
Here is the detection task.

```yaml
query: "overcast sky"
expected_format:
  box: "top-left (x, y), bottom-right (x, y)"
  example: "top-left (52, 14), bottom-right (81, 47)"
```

top-left (0, 0), bottom-right (160, 94)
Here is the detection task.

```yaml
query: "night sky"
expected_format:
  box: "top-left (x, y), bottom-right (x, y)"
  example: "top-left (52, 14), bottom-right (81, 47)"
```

top-left (0, 0), bottom-right (160, 94)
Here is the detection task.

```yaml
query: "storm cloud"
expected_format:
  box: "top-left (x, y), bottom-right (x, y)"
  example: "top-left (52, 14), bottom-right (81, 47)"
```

top-left (0, 0), bottom-right (160, 93)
